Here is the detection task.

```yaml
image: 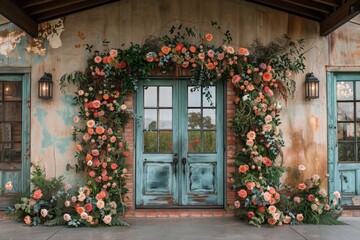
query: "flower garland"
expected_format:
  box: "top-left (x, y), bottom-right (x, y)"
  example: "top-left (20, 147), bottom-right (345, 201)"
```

top-left (8, 23), bottom-right (341, 227)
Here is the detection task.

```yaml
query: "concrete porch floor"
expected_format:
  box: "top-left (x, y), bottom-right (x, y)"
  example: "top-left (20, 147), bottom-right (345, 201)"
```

top-left (0, 217), bottom-right (360, 240)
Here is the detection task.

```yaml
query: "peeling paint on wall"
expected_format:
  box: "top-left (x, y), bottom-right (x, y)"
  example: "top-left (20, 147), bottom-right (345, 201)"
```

top-left (56, 94), bottom-right (77, 126)
top-left (38, 18), bottom-right (65, 49)
top-left (26, 38), bottom-right (46, 56)
top-left (0, 29), bottom-right (25, 56)
top-left (34, 102), bottom-right (73, 154)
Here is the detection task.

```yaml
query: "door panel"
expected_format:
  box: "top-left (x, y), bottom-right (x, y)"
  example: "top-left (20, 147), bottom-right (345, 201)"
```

top-left (0, 74), bottom-right (30, 208)
top-left (328, 73), bottom-right (360, 206)
top-left (136, 80), bottom-right (224, 207)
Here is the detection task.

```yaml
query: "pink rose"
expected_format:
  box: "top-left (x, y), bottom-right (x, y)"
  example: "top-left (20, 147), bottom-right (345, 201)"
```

top-left (63, 214), bottom-right (71, 222)
top-left (296, 213), bottom-right (304, 222)
top-left (109, 49), bottom-right (118, 57)
top-left (333, 191), bottom-right (341, 199)
top-left (103, 215), bottom-right (112, 225)
top-left (5, 181), bottom-right (13, 191)
top-left (232, 75), bottom-right (241, 84)
top-left (94, 56), bottom-right (102, 64)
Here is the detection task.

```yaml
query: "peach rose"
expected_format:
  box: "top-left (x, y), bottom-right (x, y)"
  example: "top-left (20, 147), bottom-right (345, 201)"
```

top-left (246, 84), bottom-right (254, 91)
top-left (5, 181), bottom-right (13, 191)
top-left (33, 189), bottom-right (43, 200)
top-left (96, 126), bottom-right (105, 135)
top-left (246, 139), bottom-right (254, 147)
top-left (237, 189), bottom-right (247, 199)
top-left (227, 46), bottom-right (235, 54)
top-left (80, 212), bottom-right (88, 220)
top-left (296, 213), bottom-right (304, 222)
top-left (206, 62), bottom-right (215, 70)
top-left (198, 52), bottom-right (205, 60)
top-left (283, 215), bottom-right (292, 224)
top-left (87, 120), bottom-right (95, 128)
top-left (268, 218), bottom-right (277, 225)
top-left (86, 154), bottom-right (93, 161)
top-left (205, 33), bottom-right (213, 41)
top-left (76, 144), bottom-right (82, 151)
top-left (103, 215), bottom-right (112, 225)
top-left (73, 116), bottom-right (79, 123)
top-left (110, 136), bottom-right (117, 143)
top-left (88, 128), bottom-right (94, 135)
top-left (94, 56), bottom-right (102, 64)
top-left (268, 205), bottom-right (277, 214)
top-left (88, 171), bottom-right (96, 178)
top-left (97, 199), bottom-right (105, 209)
top-left (264, 115), bottom-right (272, 123)
top-left (238, 47), bottom-right (249, 56)
top-left (207, 49), bottom-right (214, 58)
top-left (24, 215), bottom-right (32, 225)
top-left (247, 131), bottom-right (256, 140)
top-left (109, 49), bottom-right (118, 57)
top-left (262, 124), bottom-right (272, 132)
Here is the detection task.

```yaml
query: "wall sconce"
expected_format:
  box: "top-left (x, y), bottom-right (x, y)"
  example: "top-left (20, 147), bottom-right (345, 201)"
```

top-left (305, 72), bottom-right (320, 100)
top-left (38, 72), bottom-right (53, 99)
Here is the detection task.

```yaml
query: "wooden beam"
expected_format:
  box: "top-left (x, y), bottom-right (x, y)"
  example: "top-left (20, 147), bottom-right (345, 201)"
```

top-left (281, 0), bottom-right (333, 14)
top-left (26, 0), bottom-right (87, 15)
top-left (320, 0), bottom-right (360, 35)
top-left (21, 0), bottom-right (53, 8)
top-left (249, 0), bottom-right (325, 21)
top-left (0, 0), bottom-right (38, 36)
top-left (33, 0), bottom-right (119, 22)
top-left (313, 0), bottom-right (339, 7)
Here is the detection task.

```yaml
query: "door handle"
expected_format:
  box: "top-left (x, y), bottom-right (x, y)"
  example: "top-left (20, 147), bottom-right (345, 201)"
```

top-left (173, 157), bottom-right (179, 175)
top-left (181, 158), bottom-right (186, 175)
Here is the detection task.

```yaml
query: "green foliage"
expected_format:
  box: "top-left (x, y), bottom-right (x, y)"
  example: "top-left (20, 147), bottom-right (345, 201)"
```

top-left (30, 166), bottom-right (64, 200)
top-left (43, 216), bottom-right (66, 226)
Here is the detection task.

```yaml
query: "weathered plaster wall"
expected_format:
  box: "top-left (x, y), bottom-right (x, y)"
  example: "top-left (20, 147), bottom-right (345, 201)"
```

top-left (0, 0), bottom-right (332, 202)
top-left (329, 15), bottom-right (360, 66)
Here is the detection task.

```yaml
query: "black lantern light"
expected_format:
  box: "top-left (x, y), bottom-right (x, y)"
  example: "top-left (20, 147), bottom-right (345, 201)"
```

top-left (305, 72), bottom-right (319, 100)
top-left (38, 72), bottom-right (53, 99)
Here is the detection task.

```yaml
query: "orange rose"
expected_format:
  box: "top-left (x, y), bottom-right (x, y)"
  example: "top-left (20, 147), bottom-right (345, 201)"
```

top-left (86, 154), bottom-right (93, 161)
top-left (33, 189), bottom-right (43, 200)
top-left (161, 46), bottom-right (171, 55)
top-left (237, 189), bottom-right (247, 199)
top-left (189, 46), bottom-right (197, 53)
top-left (76, 206), bottom-right (85, 214)
top-left (246, 84), bottom-right (255, 91)
top-left (96, 126), bottom-right (105, 135)
top-left (238, 47), bottom-right (249, 56)
top-left (262, 71), bottom-right (272, 82)
top-left (205, 33), bottom-right (213, 41)
top-left (206, 62), bottom-right (215, 70)
top-left (238, 165), bottom-right (249, 173)
top-left (246, 182), bottom-right (255, 190)
top-left (76, 144), bottom-right (82, 151)
top-left (107, 56), bottom-right (114, 64)
top-left (268, 218), bottom-right (277, 225)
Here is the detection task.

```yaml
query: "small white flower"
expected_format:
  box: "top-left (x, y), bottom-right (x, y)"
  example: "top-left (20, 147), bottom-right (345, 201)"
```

top-left (40, 209), bottom-right (48, 217)
top-left (87, 160), bottom-right (93, 166)
top-left (298, 165), bottom-right (306, 171)
top-left (242, 94), bottom-right (250, 101)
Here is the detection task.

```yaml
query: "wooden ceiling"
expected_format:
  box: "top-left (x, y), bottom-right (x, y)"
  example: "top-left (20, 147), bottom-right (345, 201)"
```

top-left (0, 0), bottom-right (359, 37)
top-left (0, 0), bottom-right (120, 36)
top-left (247, 0), bottom-right (360, 35)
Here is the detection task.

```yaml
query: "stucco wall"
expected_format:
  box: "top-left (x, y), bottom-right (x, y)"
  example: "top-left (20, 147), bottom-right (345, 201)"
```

top-left (0, 0), bottom-right (334, 201)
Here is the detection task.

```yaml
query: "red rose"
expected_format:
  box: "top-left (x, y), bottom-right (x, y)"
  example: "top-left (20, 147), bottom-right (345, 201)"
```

top-left (117, 61), bottom-right (127, 69)
top-left (84, 203), bottom-right (93, 212)
top-left (258, 205), bottom-right (265, 213)
top-left (247, 212), bottom-right (255, 219)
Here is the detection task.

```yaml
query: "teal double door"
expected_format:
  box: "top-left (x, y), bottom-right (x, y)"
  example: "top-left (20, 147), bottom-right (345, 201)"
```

top-left (135, 79), bottom-right (224, 207)
top-left (327, 72), bottom-right (360, 206)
